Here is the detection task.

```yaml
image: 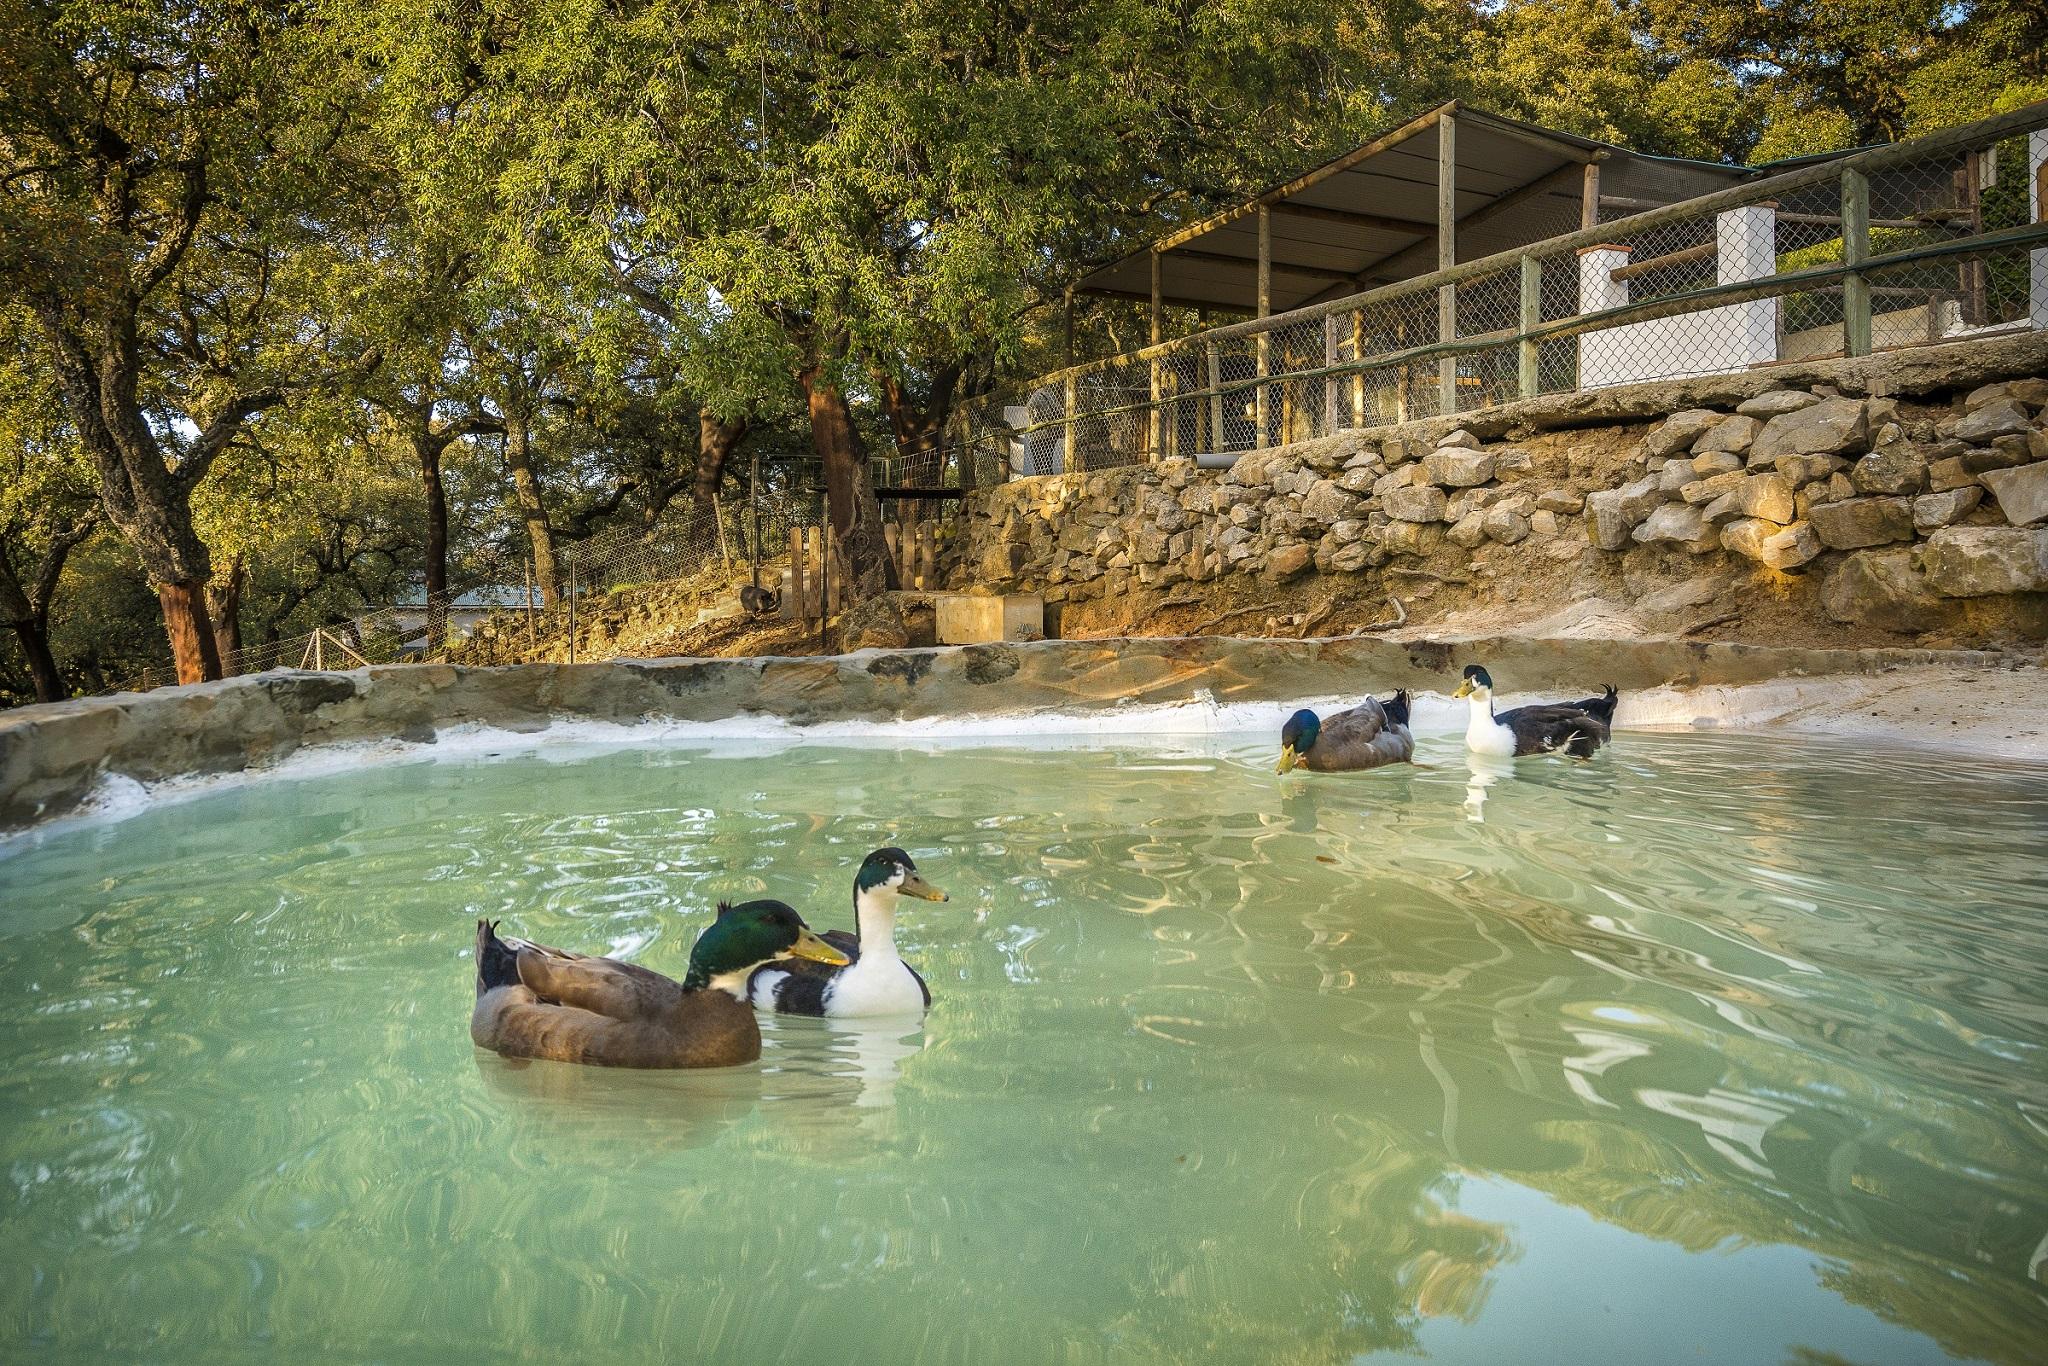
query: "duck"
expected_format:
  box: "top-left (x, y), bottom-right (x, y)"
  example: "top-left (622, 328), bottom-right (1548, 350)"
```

top-left (1452, 665), bottom-right (1610, 758)
top-left (749, 847), bottom-right (949, 1018)
top-left (471, 901), bottom-right (848, 1069)
top-left (1277, 691), bottom-right (1415, 773)
top-left (1569, 684), bottom-right (1620, 726)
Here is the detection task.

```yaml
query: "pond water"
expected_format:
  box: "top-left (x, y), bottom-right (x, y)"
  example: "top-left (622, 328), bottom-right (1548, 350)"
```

top-left (2, 729), bottom-right (2046, 1363)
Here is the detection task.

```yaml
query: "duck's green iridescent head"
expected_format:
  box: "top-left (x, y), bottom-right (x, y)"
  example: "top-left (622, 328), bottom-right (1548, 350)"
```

top-left (855, 847), bottom-right (948, 903)
top-left (686, 900), bottom-right (845, 992)
top-left (1278, 709), bottom-right (1320, 773)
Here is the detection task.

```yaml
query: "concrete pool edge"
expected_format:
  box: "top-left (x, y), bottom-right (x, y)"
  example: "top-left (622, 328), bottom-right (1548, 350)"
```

top-left (2, 634), bottom-right (2041, 830)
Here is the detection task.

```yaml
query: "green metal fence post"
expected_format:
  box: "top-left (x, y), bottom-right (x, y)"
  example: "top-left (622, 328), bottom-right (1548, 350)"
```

top-left (1841, 166), bottom-right (1872, 358)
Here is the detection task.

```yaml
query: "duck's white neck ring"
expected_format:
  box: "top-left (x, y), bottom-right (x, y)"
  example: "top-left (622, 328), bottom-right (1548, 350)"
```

top-left (708, 967), bottom-right (757, 1000)
top-left (854, 887), bottom-right (901, 961)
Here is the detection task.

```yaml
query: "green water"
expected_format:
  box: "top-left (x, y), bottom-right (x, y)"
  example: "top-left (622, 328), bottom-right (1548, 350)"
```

top-left (3, 732), bottom-right (2047, 1364)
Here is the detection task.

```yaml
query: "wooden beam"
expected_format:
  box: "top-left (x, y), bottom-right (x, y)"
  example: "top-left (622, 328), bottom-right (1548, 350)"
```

top-left (1467, 111), bottom-right (1602, 165)
top-left (1609, 240), bottom-right (1715, 282)
top-left (1076, 284), bottom-right (1240, 311)
top-left (1267, 202), bottom-right (1435, 236)
top-left (1437, 112), bottom-right (1457, 414)
top-left (1581, 162), bottom-right (1601, 230)
top-left (1256, 206), bottom-right (1271, 447)
top-left (1165, 246), bottom-right (1363, 283)
top-left (1148, 252), bottom-right (1162, 346)
top-left (1148, 102), bottom-right (1456, 255)
top-left (1062, 287), bottom-right (1074, 368)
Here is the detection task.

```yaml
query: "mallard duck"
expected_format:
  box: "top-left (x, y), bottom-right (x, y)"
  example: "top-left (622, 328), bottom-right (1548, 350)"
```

top-left (1452, 665), bottom-right (1610, 758)
top-left (1569, 684), bottom-right (1619, 725)
top-left (471, 901), bottom-right (848, 1069)
top-left (749, 848), bottom-right (949, 1018)
top-left (1277, 691), bottom-right (1415, 773)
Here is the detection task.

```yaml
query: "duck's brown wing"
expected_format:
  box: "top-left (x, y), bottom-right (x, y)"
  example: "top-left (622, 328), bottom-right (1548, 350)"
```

top-left (472, 985), bottom-right (760, 1068)
top-left (506, 936), bottom-right (686, 1022)
top-left (1306, 699), bottom-right (1415, 771)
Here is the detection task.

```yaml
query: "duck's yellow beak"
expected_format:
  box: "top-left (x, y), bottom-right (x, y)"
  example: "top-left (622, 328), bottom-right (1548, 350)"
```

top-left (1452, 679), bottom-right (1474, 699)
top-left (789, 929), bottom-right (850, 966)
top-left (899, 871), bottom-right (949, 902)
top-left (1277, 744), bottom-right (1297, 775)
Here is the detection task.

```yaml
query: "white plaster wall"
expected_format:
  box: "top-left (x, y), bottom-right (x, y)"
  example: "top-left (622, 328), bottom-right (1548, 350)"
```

top-left (1581, 206), bottom-right (1782, 389)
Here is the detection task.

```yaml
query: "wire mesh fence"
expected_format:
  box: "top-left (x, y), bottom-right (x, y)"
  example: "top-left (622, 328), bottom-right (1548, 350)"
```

top-left (957, 101), bottom-right (2048, 483)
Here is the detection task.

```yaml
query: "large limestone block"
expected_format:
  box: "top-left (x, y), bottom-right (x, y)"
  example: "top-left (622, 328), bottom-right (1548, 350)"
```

top-left (1821, 549), bottom-right (1948, 631)
top-left (1761, 521), bottom-right (1822, 569)
top-left (1694, 415), bottom-right (1761, 456)
top-left (1850, 444), bottom-right (1928, 496)
top-left (935, 594), bottom-right (1045, 644)
top-left (1913, 487), bottom-right (1982, 531)
top-left (1644, 409), bottom-right (1723, 457)
top-left (1383, 485), bottom-right (1449, 523)
top-left (1919, 526), bottom-right (2048, 597)
top-left (1951, 399), bottom-right (2031, 443)
top-left (1751, 398), bottom-right (1869, 462)
top-left (1808, 496), bottom-right (1913, 549)
top-left (1736, 390), bottom-right (1820, 419)
top-left (1632, 502), bottom-right (1713, 549)
top-left (1482, 507), bottom-right (1531, 545)
top-left (1962, 378), bottom-right (2048, 410)
top-left (1421, 448), bottom-right (1496, 487)
top-left (1977, 462), bottom-right (2048, 527)
top-left (1681, 470), bottom-right (1748, 506)
top-left (1299, 479), bottom-right (1361, 525)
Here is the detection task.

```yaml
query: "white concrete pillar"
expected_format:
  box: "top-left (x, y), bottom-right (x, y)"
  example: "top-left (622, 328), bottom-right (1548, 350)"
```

top-left (1577, 244), bottom-right (1631, 387)
top-left (1717, 204), bottom-right (1780, 366)
top-left (2030, 130), bottom-right (2047, 331)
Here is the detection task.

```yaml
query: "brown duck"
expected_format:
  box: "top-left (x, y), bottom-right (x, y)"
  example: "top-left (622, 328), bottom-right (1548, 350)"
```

top-left (470, 900), bottom-right (847, 1069)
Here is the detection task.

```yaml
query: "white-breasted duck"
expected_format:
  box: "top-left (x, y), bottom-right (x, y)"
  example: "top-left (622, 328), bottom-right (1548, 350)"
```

top-left (748, 848), bottom-right (949, 1018)
top-left (1452, 665), bottom-right (1611, 758)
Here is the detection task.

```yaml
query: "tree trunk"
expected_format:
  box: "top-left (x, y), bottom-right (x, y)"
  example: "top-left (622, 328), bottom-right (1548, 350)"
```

top-left (157, 580), bottom-right (223, 684)
top-left (419, 441), bottom-right (451, 656)
top-left (10, 620), bottom-right (65, 704)
top-left (209, 555), bottom-right (244, 676)
top-left (797, 364), bottom-right (896, 602)
top-left (692, 408), bottom-right (750, 502)
top-left (502, 412), bottom-right (560, 606)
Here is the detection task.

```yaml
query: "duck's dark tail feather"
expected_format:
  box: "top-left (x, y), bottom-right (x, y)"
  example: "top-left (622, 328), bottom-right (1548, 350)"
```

top-left (1562, 724), bottom-right (1604, 759)
top-left (476, 919), bottom-right (522, 996)
top-left (1382, 689), bottom-right (1411, 727)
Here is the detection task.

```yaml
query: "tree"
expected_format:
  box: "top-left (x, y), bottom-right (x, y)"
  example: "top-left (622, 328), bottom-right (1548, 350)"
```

top-left (0, 3), bottom-right (375, 682)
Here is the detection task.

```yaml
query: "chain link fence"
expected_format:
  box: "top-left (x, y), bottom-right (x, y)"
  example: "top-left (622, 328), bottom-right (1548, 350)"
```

top-left (957, 103), bottom-right (2048, 482)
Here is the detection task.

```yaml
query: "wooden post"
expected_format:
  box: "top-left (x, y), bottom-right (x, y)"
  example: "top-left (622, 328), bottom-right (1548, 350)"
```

top-left (1580, 162), bottom-right (1600, 231)
top-left (789, 527), bottom-right (806, 622)
top-left (823, 525), bottom-right (838, 617)
top-left (749, 451), bottom-right (763, 589)
top-left (1841, 166), bottom-right (1872, 357)
top-left (1437, 110), bottom-right (1458, 417)
top-left (1518, 253), bottom-right (1542, 398)
top-left (1149, 249), bottom-right (1163, 459)
top-left (1255, 206), bottom-right (1272, 448)
top-left (1350, 311), bottom-right (1366, 425)
top-left (885, 522), bottom-right (902, 585)
top-left (1322, 314), bottom-right (1341, 433)
top-left (1206, 343), bottom-right (1224, 451)
top-left (1062, 287), bottom-right (1075, 368)
top-left (567, 552), bottom-right (577, 664)
top-left (712, 493), bottom-right (732, 566)
top-left (918, 522), bottom-right (935, 590)
top-left (1062, 372), bottom-right (1078, 473)
top-left (525, 556), bottom-right (537, 650)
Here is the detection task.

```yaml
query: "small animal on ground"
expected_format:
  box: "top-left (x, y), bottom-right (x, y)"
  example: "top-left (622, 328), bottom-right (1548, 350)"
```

top-left (739, 584), bottom-right (780, 616)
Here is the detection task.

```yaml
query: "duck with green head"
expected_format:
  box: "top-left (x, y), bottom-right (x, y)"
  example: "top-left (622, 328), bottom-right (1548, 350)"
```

top-left (1278, 691), bottom-right (1415, 774)
top-left (749, 847), bottom-right (949, 1018)
top-left (471, 900), bottom-right (847, 1069)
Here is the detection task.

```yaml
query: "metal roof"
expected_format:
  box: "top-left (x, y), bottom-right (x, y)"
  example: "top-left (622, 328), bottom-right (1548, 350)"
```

top-left (1073, 102), bottom-right (1754, 316)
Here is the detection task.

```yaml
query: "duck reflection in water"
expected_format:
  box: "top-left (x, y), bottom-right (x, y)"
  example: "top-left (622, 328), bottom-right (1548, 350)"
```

top-left (757, 1016), bottom-right (929, 1146)
top-left (1463, 752), bottom-right (1515, 822)
top-left (472, 1050), bottom-right (767, 1156)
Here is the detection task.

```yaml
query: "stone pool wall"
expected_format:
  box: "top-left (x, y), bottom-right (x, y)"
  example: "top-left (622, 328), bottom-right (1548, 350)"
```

top-left (954, 332), bottom-right (2048, 643)
top-left (0, 634), bottom-right (2027, 831)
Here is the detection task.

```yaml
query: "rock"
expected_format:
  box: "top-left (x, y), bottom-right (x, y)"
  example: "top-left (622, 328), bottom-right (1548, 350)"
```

top-left (1535, 488), bottom-right (1584, 514)
top-left (1300, 479), bottom-right (1359, 525)
top-left (1849, 444), bottom-right (1928, 496)
top-left (1913, 487), bottom-right (1982, 531)
top-left (1919, 526), bottom-right (2048, 596)
top-left (1951, 399), bottom-right (2031, 443)
top-left (1752, 398), bottom-right (1870, 463)
top-left (1328, 540), bottom-right (1373, 572)
top-left (1530, 509), bottom-right (1560, 537)
top-left (1447, 512), bottom-right (1488, 548)
top-left (1436, 428), bottom-right (1481, 450)
top-left (2033, 429), bottom-right (2048, 461)
top-left (1962, 378), bottom-right (2048, 411)
top-left (1230, 501), bottom-right (1262, 527)
top-left (1691, 450), bottom-right (1746, 478)
top-left (1482, 508), bottom-right (1530, 545)
top-left (1808, 496), bottom-right (1913, 549)
top-left (1694, 415), bottom-right (1761, 456)
top-left (1383, 484), bottom-right (1449, 523)
top-left (1927, 455), bottom-right (1977, 493)
top-left (1446, 487), bottom-right (1500, 521)
top-left (1760, 521), bottom-right (1822, 569)
top-left (1964, 439), bottom-right (2033, 474)
top-left (1266, 543), bottom-right (1313, 579)
top-left (1382, 437), bottom-right (1418, 466)
top-left (1681, 470), bottom-right (1748, 506)
top-left (1657, 462), bottom-right (1695, 496)
top-left (838, 593), bottom-right (936, 650)
top-left (1632, 502), bottom-right (1712, 548)
top-left (1978, 462), bottom-right (2048, 527)
top-left (1732, 473), bottom-right (1796, 523)
top-left (1645, 409), bottom-right (1724, 457)
top-left (1493, 448), bottom-right (1534, 473)
top-left (1719, 517), bottom-right (1784, 563)
top-left (1700, 489), bottom-right (1743, 525)
top-left (1130, 523), bottom-right (1172, 563)
top-left (1821, 549), bottom-right (1948, 631)
top-left (1585, 489), bottom-right (1633, 551)
top-left (1337, 466), bottom-right (1378, 494)
top-left (1421, 448), bottom-right (1496, 487)
top-left (1328, 518), bottom-right (1366, 544)
top-left (1775, 452), bottom-right (1846, 487)
top-left (1736, 389), bottom-right (1820, 418)
top-left (1379, 520), bottom-right (1442, 556)
top-left (1373, 465), bottom-right (1423, 499)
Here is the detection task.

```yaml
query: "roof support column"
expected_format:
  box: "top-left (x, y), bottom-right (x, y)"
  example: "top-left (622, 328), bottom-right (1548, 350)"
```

top-left (1149, 250), bottom-right (1163, 459)
top-left (1062, 287), bottom-right (1075, 369)
top-left (1437, 110), bottom-right (1458, 417)
top-left (1256, 206), bottom-right (1271, 448)
top-left (1580, 162), bottom-right (1600, 231)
